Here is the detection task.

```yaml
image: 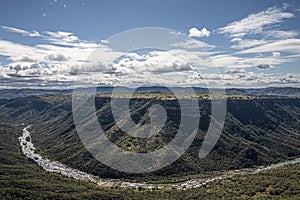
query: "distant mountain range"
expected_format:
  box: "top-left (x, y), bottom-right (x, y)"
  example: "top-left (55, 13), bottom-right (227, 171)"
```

top-left (0, 87), bottom-right (299, 99)
top-left (226, 87), bottom-right (300, 97)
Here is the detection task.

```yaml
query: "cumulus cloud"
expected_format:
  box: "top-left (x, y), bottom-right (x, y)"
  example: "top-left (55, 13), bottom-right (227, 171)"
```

top-left (9, 56), bottom-right (38, 63)
top-left (45, 53), bottom-right (69, 61)
top-left (204, 72), bottom-right (299, 87)
top-left (256, 64), bottom-right (274, 70)
top-left (225, 69), bottom-right (246, 74)
top-left (101, 40), bottom-right (110, 44)
top-left (192, 71), bottom-right (299, 87)
top-left (272, 51), bottom-right (281, 57)
top-left (0, 24), bottom-right (299, 89)
top-left (10, 64), bottom-right (22, 71)
top-left (110, 50), bottom-right (193, 75)
top-left (0, 33), bottom-right (119, 88)
top-left (0, 26), bottom-right (123, 88)
top-left (188, 27), bottom-right (210, 38)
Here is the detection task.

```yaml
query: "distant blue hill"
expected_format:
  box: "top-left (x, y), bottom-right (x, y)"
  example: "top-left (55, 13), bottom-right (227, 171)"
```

top-left (0, 86), bottom-right (299, 99)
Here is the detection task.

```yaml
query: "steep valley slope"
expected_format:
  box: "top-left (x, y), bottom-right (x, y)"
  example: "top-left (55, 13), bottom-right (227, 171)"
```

top-left (0, 95), bottom-right (299, 181)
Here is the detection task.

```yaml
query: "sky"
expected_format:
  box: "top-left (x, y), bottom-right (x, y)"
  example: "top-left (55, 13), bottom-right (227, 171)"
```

top-left (0, 0), bottom-right (300, 89)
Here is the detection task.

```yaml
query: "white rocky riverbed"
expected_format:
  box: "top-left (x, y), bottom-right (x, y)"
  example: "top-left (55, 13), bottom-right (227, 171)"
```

top-left (19, 125), bottom-right (300, 190)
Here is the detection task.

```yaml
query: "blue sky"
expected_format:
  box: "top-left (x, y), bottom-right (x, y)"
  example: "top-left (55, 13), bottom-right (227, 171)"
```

top-left (0, 0), bottom-right (300, 88)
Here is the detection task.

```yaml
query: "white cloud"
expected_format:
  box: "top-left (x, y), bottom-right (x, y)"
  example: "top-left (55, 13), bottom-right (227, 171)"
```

top-left (210, 54), bottom-right (246, 68)
top-left (237, 39), bottom-right (300, 54)
top-left (0, 40), bottom-right (37, 57)
top-left (0, 24), bottom-right (299, 89)
top-left (217, 5), bottom-right (294, 38)
top-left (0, 39), bottom-right (286, 88)
top-left (0, 26), bottom-right (41, 37)
top-left (204, 72), bottom-right (299, 87)
top-left (44, 31), bottom-right (79, 45)
top-left (1, 26), bottom-right (100, 48)
top-left (230, 38), bottom-right (242, 42)
top-left (272, 51), bottom-right (281, 57)
top-left (172, 39), bottom-right (215, 49)
top-left (265, 30), bottom-right (298, 39)
top-left (45, 53), bottom-right (69, 61)
top-left (217, 4), bottom-right (299, 55)
top-left (230, 39), bottom-right (268, 49)
top-left (188, 27), bottom-right (210, 38)
top-left (101, 40), bottom-right (110, 44)
top-left (9, 56), bottom-right (38, 63)
top-left (0, 25), bottom-right (127, 89)
top-left (44, 31), bottom-right (77, 39)
top-left (225, 68), bottom-right (246, 74)
top-left (109, 50), bottom-right (193, 75)
top-left (43, 31), bottom-right (102, 48)
top-left (210, 51), bottom-right (294, 69)
top-left (256, 64), bottom-right (274, 70)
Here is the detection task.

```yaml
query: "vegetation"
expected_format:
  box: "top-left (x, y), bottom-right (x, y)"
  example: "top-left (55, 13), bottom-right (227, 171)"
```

top-left (0, 123), bottom-right (299, 199)
top-left (0, 94), bottom-right (299, 199)
top-left (0, 123), bottom-right (125, 199)
top-left (0, 95), bottom-right (299, 180)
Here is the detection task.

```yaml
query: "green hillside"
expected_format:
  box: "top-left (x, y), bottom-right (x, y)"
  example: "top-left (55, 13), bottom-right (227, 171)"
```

top-left (0, 94), bottom-right (300, 199)
top-left (0, 95), bottom-right (299, 180)
top-left (0, 122), bottom-right (299, 199)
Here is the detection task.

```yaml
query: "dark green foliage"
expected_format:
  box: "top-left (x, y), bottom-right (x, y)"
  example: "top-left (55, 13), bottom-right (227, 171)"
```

top-left (0, 95), bottom-right (299, 199)
top-left (0, 96), bottom-right (299, 180)
top-left (0, 123), bottom-right (126, 199)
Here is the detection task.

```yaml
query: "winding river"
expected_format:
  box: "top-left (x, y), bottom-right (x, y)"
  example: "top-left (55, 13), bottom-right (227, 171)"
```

top-left (19, 126), bottom-right (300, 190)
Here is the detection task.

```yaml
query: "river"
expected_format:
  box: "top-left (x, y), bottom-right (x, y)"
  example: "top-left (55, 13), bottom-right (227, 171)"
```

top-left (19, 125), bottom-right (300, 190)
